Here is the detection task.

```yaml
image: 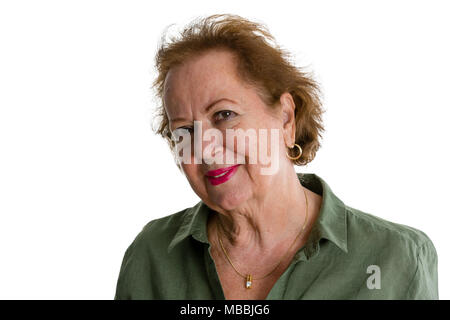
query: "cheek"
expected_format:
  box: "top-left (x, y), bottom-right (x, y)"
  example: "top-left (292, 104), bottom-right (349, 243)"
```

top-left (181, 163), bottom-right (207, 191)
top-left (234, 126), bottom-right (282, 168)
top-left (181, 163), bottom-right (199, 180)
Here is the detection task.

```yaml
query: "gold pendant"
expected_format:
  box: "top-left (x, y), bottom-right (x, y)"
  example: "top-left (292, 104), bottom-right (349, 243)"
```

top-left (245, 274), bottom-right (252, 289)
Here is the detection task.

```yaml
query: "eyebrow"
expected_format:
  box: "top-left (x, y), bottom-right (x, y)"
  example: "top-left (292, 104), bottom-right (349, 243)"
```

top-left (169, 98), bottom-right (236, 124)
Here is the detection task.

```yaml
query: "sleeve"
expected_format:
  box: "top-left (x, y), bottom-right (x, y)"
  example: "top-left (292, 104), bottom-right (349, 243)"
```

top-left (114, 239), bottom-right (136, 300)
top-left (404, 239), bottom-right (439, 299)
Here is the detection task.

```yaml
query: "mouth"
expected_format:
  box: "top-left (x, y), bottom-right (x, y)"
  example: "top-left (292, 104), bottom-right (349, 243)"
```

top-left (206, 164), bottom-right (240, 186)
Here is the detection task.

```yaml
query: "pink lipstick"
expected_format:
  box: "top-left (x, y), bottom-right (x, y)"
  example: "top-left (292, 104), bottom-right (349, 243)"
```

top-left (206, 164), bottom-right (240, 186)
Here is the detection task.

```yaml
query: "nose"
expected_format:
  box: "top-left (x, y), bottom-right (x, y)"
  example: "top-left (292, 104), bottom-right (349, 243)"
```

top-left (194, 120), bottom-right (224, 165)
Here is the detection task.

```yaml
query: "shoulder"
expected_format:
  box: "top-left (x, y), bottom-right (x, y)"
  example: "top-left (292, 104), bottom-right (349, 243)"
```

top-left (342, 204), bottom-right (438, 273)
top-left (343, 205), bottom-right (438, 299)
top-left (115, 207), bottom-right (192, 278)
top-left (345, 204), bottom-right (434, 249)
top-left (127, 206), bottom-right (192, 254)
top-left (114, 207), bottom-right (193, 299)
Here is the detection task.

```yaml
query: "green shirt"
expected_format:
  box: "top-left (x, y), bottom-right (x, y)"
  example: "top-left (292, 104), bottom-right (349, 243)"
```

top-left (114, 173), bottom-right (438, 299)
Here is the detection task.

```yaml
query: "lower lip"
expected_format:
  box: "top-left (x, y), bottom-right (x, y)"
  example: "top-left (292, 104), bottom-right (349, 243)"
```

top-left (207, 165), bottom-right (240, 186)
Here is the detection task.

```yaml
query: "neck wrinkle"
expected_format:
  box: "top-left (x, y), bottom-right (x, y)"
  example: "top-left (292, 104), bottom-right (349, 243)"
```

top-left (212, 169), bottom-right (310, 253)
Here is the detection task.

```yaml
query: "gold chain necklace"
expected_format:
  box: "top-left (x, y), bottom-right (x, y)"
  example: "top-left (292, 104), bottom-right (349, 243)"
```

top-left (216, 186), bottom-right (309, 289)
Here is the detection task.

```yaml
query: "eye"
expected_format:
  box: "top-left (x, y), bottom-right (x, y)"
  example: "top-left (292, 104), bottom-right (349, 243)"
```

top-left (177, 126), bottom-right (194, 133)
top-left (214, 110), bottom-right (236, 122)
top-left (172, 126), bottom-right (194, 139)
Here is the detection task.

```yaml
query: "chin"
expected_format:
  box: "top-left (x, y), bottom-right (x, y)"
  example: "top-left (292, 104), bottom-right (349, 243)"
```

top-left (207, 181), bottom-right (251, 212)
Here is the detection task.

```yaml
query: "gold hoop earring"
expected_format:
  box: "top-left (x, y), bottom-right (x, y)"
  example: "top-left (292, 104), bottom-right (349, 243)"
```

top-left (286, 143), bottom-right (302, 160)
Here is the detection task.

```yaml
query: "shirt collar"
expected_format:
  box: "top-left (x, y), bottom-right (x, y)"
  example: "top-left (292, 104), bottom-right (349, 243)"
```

top-left (298, 173), bottom-right (348, 256)
top-left (168, 173), bottom-right (348, 255)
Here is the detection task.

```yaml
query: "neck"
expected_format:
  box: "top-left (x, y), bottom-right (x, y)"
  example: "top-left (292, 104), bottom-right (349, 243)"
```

top-left (212, 168), bottom-right (311, 253)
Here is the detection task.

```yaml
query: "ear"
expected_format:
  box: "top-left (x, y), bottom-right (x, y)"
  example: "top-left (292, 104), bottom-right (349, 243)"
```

top-left (280, 92), bottom-right (296, 147)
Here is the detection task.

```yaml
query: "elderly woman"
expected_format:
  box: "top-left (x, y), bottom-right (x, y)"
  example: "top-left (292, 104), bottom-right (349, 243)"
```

top-left (115, 14), bottom-right (438, 300)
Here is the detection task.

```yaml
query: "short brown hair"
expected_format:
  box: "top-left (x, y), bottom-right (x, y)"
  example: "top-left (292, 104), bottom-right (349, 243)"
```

top-left (152, 14), bottom-right (325, 165)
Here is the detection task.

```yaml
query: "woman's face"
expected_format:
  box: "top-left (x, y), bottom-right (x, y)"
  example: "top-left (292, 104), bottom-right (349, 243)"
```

top-left (163, 49), bottom-right (296, 212)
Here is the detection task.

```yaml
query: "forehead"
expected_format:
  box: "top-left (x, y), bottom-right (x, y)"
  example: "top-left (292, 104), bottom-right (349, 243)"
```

top-left (163, 49), bottom-right (246, 115)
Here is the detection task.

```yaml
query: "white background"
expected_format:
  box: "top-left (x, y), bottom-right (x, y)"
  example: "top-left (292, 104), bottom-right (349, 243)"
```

top-left (0, 0), bottom-right (448, 299)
